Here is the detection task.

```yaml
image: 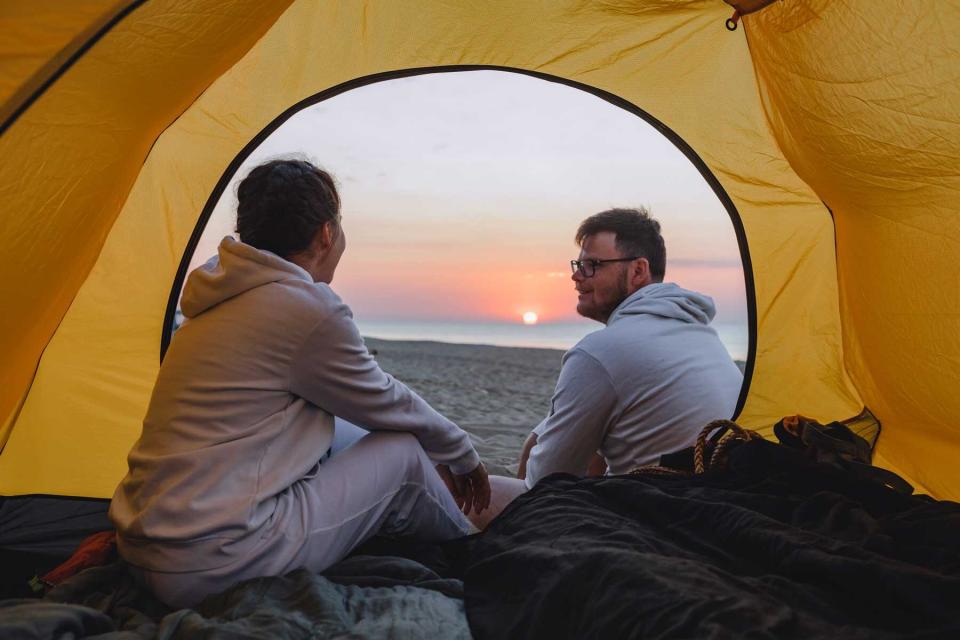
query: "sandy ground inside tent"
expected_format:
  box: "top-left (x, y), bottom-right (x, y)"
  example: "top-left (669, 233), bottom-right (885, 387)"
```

top-left (365, 337), bottom-right (745, 476)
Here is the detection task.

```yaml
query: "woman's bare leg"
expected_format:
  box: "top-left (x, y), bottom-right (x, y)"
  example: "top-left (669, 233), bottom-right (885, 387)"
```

top-left (468, 475), bottom-right (528, 530)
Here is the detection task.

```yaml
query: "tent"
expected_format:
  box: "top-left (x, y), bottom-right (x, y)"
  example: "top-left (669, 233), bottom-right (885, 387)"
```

top-left (1, 0), bottom-right (958, 519)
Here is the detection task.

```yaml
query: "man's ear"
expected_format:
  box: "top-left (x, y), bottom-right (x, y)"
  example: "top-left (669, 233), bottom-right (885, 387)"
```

top-left (632, 257), bottom-right (652, 287)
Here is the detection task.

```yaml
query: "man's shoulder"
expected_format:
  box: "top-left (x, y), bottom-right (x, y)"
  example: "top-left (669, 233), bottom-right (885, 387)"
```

top-left (570, 320), bottom-right (649, 357)
top-left (566, 329), bottom-right (619, 371)
top-left (570, 329), bottom-right (605, 356)
top-left (566, 318), bottom-right (667, 381)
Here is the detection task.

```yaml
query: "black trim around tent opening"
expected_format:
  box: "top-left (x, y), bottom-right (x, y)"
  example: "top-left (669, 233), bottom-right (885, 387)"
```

top-left (0, 0), bottom-right (149, 137)
top-left (161, 65), bottom-right (759, 420)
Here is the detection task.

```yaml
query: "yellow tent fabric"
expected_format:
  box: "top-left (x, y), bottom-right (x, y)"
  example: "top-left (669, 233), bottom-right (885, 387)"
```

top-left (746, 0), bottom-right (960, 498)
top-left (0, 0), bottom-right (295, 473)
top-left (0, 0), bottom-right (956, 500)
top-left (0, 1), bottom-right (126, 123)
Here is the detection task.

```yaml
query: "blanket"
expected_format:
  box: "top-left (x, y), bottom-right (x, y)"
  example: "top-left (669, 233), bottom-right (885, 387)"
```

top-left (459, 439), bottom-right (960, 639)
top-left (5, 439), bottom-right (959, 639)
top-left (0, 554), bottom-right (470, 639)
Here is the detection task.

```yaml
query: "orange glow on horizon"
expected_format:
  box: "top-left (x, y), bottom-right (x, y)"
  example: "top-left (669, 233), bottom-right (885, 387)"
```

top-left (336, 260), bottom-right (582, 323)
top-left (335, 260), bottom-right (746, 324)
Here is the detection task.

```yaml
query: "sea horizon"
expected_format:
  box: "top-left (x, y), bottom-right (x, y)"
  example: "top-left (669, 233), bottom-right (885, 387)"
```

top-left (357, 318), bottom-right (749, 361)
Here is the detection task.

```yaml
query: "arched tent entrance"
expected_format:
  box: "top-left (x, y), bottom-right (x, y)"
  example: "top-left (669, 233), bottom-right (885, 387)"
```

top-left (161, 65), bottom-right (757, 394)
top-left (1, 0), bottom-right (957, 507)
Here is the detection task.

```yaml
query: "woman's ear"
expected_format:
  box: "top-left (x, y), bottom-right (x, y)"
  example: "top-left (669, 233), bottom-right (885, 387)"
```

top-left (318, 220), bottom-right (337, 250)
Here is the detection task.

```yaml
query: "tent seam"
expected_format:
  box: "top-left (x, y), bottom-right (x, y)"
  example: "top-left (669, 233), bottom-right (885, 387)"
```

top-left (0, 0), bottom-right (150, 137)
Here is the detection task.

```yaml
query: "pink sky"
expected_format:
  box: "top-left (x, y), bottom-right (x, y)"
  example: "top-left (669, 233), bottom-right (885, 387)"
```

top-left (190, 71), bottom-right (748, 327)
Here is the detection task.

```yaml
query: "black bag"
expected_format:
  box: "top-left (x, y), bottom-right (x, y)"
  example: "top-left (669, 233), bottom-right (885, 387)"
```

top-left (773, 416), bottom-right (913, 494)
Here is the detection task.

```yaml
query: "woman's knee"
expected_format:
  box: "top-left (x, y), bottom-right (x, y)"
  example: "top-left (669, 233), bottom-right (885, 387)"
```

top-left (376, 430), bottom-right (418, 446)
top-left (331, 418), bottom-right (369, 455)
top-left (378, 431), bottom-right (428, 458)
top-left (356, 431), bottom-right (431, 475)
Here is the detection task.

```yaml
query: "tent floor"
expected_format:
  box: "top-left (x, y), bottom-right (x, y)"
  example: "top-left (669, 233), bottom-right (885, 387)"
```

top-left (0, 548), bottom-right (67, 599)
top-left (0, 496), bottom-right (111, 598)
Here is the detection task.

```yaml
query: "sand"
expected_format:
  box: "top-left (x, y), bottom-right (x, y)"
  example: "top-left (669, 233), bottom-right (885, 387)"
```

top-left (365, 337), bottom-right (563, 476)
top-left (365, 336), bottom-right (747, 477)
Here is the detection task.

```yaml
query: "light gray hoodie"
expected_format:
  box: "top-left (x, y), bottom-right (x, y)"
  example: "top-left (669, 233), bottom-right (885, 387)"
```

top-left (110, 237), bottom-right (479, 571)
top-left (525, 282), bottom-right (743, 487)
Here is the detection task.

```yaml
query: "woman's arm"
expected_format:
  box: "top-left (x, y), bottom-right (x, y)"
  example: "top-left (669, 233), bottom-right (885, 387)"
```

top-left (289, 301), bottom-right (480, 475)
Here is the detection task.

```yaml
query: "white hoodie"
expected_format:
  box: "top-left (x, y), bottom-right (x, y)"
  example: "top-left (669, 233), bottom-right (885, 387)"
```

top-left (110, 237), bottom-right (479, 571)
top-left (525, 282), bottom-right (743, 487)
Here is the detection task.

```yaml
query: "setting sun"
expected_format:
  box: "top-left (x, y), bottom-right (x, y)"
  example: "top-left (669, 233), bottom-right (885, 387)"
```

top-left (522, 311), bottom-right (539, 325)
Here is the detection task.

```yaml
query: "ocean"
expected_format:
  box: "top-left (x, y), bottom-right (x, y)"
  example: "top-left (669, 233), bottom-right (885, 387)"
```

top-left (356, 319), bottom-right (749, 361)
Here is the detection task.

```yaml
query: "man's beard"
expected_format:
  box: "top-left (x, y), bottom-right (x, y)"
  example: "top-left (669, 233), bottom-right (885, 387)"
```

top-left (581, 268), bottom-right (630, 324)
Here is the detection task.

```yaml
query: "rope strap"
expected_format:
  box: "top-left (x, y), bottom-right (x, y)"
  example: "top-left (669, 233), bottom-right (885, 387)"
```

top-left (695, 419), bottom-right (761, 474)
top-left (630, 419), bottom-right (761, 477)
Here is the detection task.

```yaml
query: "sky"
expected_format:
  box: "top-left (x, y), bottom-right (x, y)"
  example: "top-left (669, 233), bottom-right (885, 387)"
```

top-left (190, 70), bottom-right (747, 327)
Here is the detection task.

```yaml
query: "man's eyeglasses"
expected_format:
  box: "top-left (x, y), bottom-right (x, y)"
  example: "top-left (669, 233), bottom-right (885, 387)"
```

top-left (570, 257), bottom-right (642, 278)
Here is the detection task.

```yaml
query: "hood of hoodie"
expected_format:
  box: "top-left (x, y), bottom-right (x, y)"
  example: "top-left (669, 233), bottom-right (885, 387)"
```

top-left (180, 236), bottom-right (313, 318)
top-left (607, 282), bottom-right (716, 326)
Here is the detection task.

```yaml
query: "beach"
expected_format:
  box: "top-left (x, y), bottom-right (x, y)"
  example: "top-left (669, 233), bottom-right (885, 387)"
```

top-left (366, 337), bottom-right (746, 477)
top-left (365, 337), bottom-right (563, 476)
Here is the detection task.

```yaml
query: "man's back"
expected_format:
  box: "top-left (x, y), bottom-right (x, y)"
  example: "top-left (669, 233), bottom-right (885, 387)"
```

top-left (580, 283), bottom-right (742, 473)
top-left (526, 283), bottom-right (742, 484)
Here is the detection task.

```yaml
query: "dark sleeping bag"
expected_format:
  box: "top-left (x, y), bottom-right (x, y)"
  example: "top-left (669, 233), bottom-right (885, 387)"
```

top-left (458, 439), bottom-right (960, 639)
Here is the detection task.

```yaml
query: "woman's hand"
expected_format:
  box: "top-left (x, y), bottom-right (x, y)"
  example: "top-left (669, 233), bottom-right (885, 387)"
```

top-left (436, 462), bottom-right (491, 516)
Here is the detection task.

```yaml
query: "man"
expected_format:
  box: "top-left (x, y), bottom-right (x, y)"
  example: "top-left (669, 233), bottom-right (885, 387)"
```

top-left (471, 207), bottom-right (742, 528)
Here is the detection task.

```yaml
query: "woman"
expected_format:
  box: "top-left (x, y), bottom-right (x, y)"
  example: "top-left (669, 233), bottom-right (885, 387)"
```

top-left (109, 159), bottom-right (489, 608)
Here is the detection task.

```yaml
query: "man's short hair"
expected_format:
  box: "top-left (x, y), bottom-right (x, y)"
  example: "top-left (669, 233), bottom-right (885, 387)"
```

top-left (236, 159), bottom-right (340, 258)
top-left (575, 207), bottom-right (666, 282)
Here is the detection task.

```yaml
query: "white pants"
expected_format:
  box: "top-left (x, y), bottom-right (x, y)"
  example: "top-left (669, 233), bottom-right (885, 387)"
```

top-left (135, 420), bottom-right (472, 608)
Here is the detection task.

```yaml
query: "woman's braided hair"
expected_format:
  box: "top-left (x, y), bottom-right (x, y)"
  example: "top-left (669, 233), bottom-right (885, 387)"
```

top-left (236, 159), bottom-right (340, 258)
